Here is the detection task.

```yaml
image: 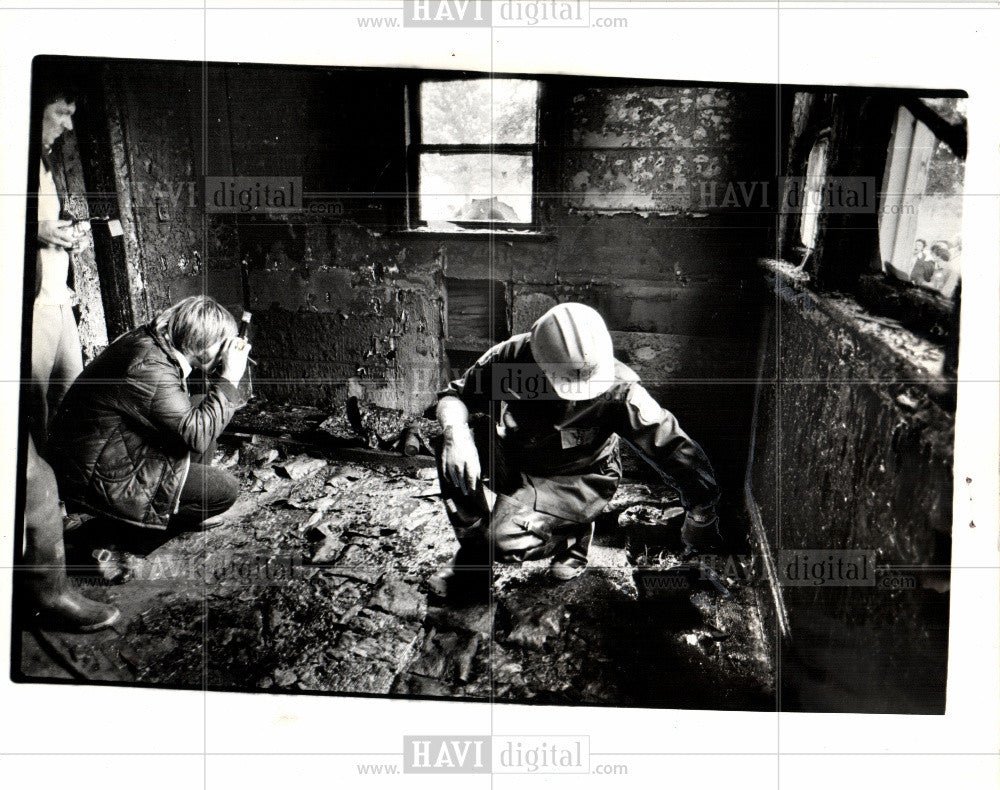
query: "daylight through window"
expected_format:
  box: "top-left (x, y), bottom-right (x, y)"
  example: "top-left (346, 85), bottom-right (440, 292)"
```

top-left (414, 78), bottom-right (539, 227)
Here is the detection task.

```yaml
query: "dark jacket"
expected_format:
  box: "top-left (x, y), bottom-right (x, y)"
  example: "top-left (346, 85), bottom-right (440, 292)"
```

top-left (50, 324), bottom-right (243, 529)
top-left (439, 332), bottom-right (720, 522)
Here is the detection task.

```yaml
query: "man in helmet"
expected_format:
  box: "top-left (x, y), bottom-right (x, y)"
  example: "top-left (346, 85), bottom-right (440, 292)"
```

top-left (429, 302), bottom-right (721, 601)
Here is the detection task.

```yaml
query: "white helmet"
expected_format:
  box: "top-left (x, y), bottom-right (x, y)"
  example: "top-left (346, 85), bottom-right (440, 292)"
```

top-left (530, 303), bottom-right (615, 401)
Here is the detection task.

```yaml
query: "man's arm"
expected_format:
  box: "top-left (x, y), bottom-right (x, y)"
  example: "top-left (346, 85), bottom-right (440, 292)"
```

top-left (436, 394), bottom-right (470, 431)
top-left (437, 395), bottom-right (479, 495)
top-left (436, 337), bottom-right (518, 495)
top-left (143, 366), bottom-right (242, 455)
top-left (127, 343), bottom-right (248, 455)
top-left (618, 383), bottom-right (720, 515)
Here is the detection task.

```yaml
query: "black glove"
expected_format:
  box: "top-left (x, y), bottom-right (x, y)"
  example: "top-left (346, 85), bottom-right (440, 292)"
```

top-left (681, 507), bottom-right (722, 554)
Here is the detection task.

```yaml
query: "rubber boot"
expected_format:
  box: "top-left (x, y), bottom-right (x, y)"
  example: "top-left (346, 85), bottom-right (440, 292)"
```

top-left (20, 437), bottom-right (120, 633)
top-left (20, 565), bottom-right (121, 633)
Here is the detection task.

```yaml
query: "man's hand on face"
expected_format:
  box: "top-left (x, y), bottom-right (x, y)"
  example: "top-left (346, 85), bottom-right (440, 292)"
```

top-left (442, 423), bottom-right (480, 496)
top-left (38, 219), bottom-right (79, 250)
top-left (218, 337), bottom-right (251, 386)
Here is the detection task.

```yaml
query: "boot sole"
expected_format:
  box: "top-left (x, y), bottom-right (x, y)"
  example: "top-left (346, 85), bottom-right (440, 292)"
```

top-left (76, 609), bottom-right (122, 633)
top-left (26, 607), bottom-right (122, 634)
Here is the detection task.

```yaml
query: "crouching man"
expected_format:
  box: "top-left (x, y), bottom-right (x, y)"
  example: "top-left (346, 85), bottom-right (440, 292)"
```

top-left (49, 296), bottom-right (250, 531)
top-left (429, 302), bottom-right (721, 601)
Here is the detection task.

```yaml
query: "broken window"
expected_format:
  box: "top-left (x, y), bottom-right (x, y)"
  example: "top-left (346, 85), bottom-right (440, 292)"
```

top-left (411, 78), bottom-right (539, 227)
top-left (879, 99), bottom-right (965, 299)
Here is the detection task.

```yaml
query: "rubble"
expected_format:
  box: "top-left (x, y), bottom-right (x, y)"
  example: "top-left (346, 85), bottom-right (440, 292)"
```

top-left (274, 455), bottom-right (327, 480)
top-left (232, 399), bottom-right (442, 459)
top-left (502, 602), bottom-right (570, 650)
top-left (22, 405), bottom-right (773, 709)
top-left (306, 524), bottom-right (345, 565)
top-left (370, 578), bottom-right (425, 621)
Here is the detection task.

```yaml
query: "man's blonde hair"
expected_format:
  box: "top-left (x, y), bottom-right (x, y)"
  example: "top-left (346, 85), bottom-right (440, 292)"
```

top-left (154, 295), bottom-right (237, 356)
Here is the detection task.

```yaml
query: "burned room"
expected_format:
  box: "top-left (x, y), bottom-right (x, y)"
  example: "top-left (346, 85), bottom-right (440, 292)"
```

top-left (14, 55), bottom-right (964, 715)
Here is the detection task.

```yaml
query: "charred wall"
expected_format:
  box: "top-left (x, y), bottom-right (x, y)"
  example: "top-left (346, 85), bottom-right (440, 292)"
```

top-left (95, 65), bottom-right (775, 470)
top-left (100, 63), bottom-right (440, 413)
top-left (749, 262), bottom-right (953, 713)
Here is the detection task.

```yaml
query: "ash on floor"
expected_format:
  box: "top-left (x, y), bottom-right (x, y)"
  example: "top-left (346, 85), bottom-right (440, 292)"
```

top-left (17, 406), bottom-right (774, 710)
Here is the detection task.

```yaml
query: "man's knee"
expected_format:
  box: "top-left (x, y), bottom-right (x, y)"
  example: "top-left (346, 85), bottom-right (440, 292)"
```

top-left (490, 501), bottom-right (576, 563)
top-left (210, 470), bottom-right (240, 512)
top-left (489, 500), bottom-right (548, 563)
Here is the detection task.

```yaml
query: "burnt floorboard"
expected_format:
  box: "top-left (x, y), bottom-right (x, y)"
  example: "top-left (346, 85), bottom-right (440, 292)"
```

top-left (16, 405), bottom-right (774, 710)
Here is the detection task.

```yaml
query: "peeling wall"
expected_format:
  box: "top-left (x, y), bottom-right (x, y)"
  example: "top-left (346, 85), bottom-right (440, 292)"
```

top-left (104, 64), bottom-right (437, 413)
top-left (559, 86), bottom-right (769, 213)
top-left (107, 62), bottom-right (203, 319)
top-left (48, 132), bottom-right (108, 362)
top-left (167, 223), bottom-right (444, 412)
top-left (101, 66), bottom-right (773, 445)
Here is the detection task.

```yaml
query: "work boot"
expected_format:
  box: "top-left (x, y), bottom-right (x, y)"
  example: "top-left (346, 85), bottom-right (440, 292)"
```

top-left (426, 556), bottom-right (492, 603)
top-left (550, 522), bottom-right (594, 581)
top-left (19, 568), bottom-right (121, 633)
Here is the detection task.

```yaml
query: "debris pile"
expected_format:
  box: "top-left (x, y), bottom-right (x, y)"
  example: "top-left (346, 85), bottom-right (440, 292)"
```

top-left (25, 404), bottom-right (773, 709)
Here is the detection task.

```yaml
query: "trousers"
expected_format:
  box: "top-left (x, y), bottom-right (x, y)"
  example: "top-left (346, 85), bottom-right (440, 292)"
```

top-left (436, 422), bottom-right (589, 566)
top-left (30, 302), bottom-right (83, 448)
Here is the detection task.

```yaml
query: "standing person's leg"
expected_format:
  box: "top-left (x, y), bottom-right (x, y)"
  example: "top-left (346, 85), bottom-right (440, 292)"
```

top-left (28, 303), bottom-right (61, 446)
top-left (46, 304), bottom-right (84, 421)
top-left (19, 434), bottom-right (120, 632)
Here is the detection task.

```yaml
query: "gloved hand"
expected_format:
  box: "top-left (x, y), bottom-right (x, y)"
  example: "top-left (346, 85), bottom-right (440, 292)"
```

top-left (681, 506), bottom-right (722, 554)
top-left (441, 423), bottom-right (481, 496)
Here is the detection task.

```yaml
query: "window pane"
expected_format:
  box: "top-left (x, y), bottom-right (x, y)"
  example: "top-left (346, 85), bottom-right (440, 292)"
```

top-left (419, 153), bottom-right (532, 223)
top-left (799, 139), bottom-right (829, 249)
top-left (421, 79), bottom-right (538, 145)
top-left (881, 100), bottom-right (965, 299)
top-left (910, 136), bottom-right (963, 298)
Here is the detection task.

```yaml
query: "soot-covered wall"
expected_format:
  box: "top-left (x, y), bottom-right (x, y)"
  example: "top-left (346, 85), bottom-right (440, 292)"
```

top-left (91, 63), bottom-right (776, 481)
top-left (749, 262), bottom-right (953, 713)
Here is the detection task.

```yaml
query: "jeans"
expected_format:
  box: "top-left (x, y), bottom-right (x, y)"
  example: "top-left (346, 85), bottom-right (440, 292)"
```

top-left (174, 463), bottom-right (239, 523)
top-left (170, 420), bottom-right (239, 526)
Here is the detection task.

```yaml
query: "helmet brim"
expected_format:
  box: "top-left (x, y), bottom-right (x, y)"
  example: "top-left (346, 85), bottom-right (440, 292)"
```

top-left (539, 356), bottom-right (616, 401)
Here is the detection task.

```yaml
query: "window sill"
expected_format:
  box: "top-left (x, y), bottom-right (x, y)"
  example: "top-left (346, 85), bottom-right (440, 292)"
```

top-left (757, 258), bottom-right (956, 405)
top-left (386, 227), bottom-right (555, 241)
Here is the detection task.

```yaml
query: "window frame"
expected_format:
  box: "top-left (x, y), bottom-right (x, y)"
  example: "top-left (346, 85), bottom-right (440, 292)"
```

top-left (879, 105), bottom-right (962, 300)
top-left (776, 91), bottom-right (965, 350)
top-left (405, 76), bottom-right (543, 232)
top-left (799, 134), bottom-right (830, 251)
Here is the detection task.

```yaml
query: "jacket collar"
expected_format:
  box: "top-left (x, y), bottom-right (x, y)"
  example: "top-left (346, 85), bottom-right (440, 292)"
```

top-left (145, 323), bottom-right (191, 379)
top-left (171, 348), bottom-right (193, 380)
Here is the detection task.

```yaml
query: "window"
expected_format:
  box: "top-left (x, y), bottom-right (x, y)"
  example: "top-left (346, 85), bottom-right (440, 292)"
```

top-left (799, 137), bottom-right (829, 250)
top-left (409, 78), bottom-right (540, 229)
top-left (879, 100), bottom-right (965, 299)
